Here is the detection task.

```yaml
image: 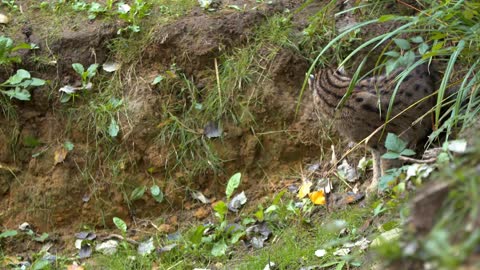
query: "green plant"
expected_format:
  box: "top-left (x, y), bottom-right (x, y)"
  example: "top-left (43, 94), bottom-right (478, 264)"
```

top-left (72, 1), bottom-right (107, 20)
top-left (116, 0), bottom-right (151, 34)
top-left (60, 63), bottom-right (98, 102)
top-left (0, 36), bottom-right (33, 66)
top-left (1, 0), bottom-right (18, 11)
top-left (0, 69), bottom-right (46, 101)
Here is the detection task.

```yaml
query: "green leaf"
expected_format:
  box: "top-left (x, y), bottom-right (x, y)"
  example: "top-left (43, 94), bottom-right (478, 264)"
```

top-left (5, 69), bottom-right (31, 85)
top-left (384, 51), bottom-right (400, 58)
top-left (3, 88), bottom-right (31, 101)
top-left (86, 63), bottom-right (99, 79)
top-left (64, 141), bottom-right (74, 151)
top-left (418, 43), bottom-right (429, 55)
top-left (23, 135), bottom-right (41, 147)
top-left (113, 217), bottom-right (127, 233)
top-left (393, 38), bottom-right (411, 50)
top-left (382, 152), bottom-right (400, 159)
top-left (0, 230), bottom-right (18, 238)
top-left (379, 174), bottom-right (396, 191)
top-left (213, 201), bottom-right (228, 217)
top-left (400, 149), bottom-right (416, 156)
top-left (34, 232), bottom-right (49, 242)
top-left (32, 259), bottom-right (50, 270)
top-left (151, 75), bottom-right (164, 85)
top-left (72, 63), bottom-right (85, 76)
top-left (410, 36), bottom-right (424, 43)
top-left (108, 119), bottom-right (120, 137)
top-left (225, 172), bottom-right (241, 200)
top-left (211, 239), bottom-right (228, 257)
top-left (150, 185), bottom-right (164, 203)
top-left (190, 225), bottom-right (206, 245)
top-left (378, 15), bottom-right (396, 22)
top-left (130, 186), bottom-right (146, 201)
top-left (384, 133), bottom-right (407, 153)
top-left (30, 78), bottom-right (46, 86)
top-left (230, 231), bottom-right (245, 244)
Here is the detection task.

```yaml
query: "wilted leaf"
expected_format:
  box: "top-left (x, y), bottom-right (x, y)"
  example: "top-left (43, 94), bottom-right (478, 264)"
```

top-left (191, 191), bottom-right (210, 204)
top-left (226, 172), bottom-right (241, 199)
top-left (337, 160), bottom-right (358, 182)
top-left (54, 146), bottom-right (68, 165)
top-left (297, 180), bottom-right (313, 199)
top-left (75, 231), bottom-right (96, 240)
top-left (314, 249), bottom-right (327, 257)
top-left (371, 228), bottom-right (402, 248)
top-left (308, 190), bottom-right (326, 205)
top-left (406, 163), bottom-right (434, 181)
top-left (113, 217), bottom-right (127, 233)
top-left (137, 238), bottom-right (155, 256)
top-left (228, 191), bottom-right (247, 212)
top-left (157, 243), bottom-right (177, 254)
top-left (198, 0), bottom-right (213, 8)
top-left (446, 139), bottom-right (467, 153)
top-left (0, 13), bottom-right (9, 24)
top-left (95, 240), bottom-right (119, 255)
top-left (102, 62), bottom-right (120, 72)
top-left (79, 244), bottom-right (92, 259)
top-left (204, 121), bottom-right (222, 138)
top-left (59, 85), bottom-right (78, 94)
top-left (263, 262), bottom-right (276, 270)
top-left (333, 248), bottom-right (350, 256)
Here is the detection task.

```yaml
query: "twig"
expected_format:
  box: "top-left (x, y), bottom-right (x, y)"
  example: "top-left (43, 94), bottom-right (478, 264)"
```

top-left (399, 156), bottom-right (437, 164)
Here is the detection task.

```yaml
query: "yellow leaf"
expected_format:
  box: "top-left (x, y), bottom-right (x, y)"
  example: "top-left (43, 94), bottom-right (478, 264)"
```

top-left (309, 190), bottom-right (326, 205)
top-left (297, 180), bottom-right (313, 199)
top-left (54, 147), bottom-right (68, 165)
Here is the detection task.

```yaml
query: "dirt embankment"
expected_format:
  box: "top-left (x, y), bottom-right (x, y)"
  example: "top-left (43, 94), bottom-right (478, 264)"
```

top-left (0, 0), bottom-right (331, 239)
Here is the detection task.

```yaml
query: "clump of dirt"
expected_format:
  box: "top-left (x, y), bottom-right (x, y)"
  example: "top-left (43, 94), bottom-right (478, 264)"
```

top-left (0, 0), bottom-right (330, 251)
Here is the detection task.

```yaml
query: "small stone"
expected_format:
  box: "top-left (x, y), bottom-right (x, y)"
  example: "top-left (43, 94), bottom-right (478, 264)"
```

top-left (0, 14), bottom-right (9, 24)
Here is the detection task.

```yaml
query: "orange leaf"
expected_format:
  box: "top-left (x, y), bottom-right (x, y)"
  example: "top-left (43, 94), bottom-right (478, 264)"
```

top-left (309, 190), bottom-right (326, 205)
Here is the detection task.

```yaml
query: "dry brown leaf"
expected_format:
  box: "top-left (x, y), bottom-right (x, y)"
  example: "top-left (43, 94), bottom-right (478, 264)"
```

top-left (54, 147), bottom-right (68, 165)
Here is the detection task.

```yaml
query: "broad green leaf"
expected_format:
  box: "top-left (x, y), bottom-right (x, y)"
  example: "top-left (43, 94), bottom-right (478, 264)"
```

top-left (0, 230), bottom-right (18, 238)
top-left (150, 185), bottom-right (164, 203)
top-left (211, 239), bottom-right (228, 257)
top-left (213, 201), bottom-right (228, 217)
top-left (113, 217), bottom-right (127, 233)
top-left (384, 51), bottom-right (400, 58)
top-left (400, 149), bottom-right (416, 156)
top-left (34, 232), bottom-right (49, 242)
top-left (410, 36), bottom-right (424, 43)
top-left (30, 78), bottom-right (46, 86)
top-left (108, 119), bottom-right (120, 137)
top-left (384, 133), bottom-right (407, 153)
top-left (418, 43), bottom-right (429, 55)
top-left (5, 69), bottom-right (31, 85)
top-left (3, 88), bottom-right (31, 101)
top-left (72, 63), bottom-right (85, 76)
top-left (225, 172), bottom-right (241, 200)
top-left (230, 231), bottom-right (245, 244)
top-left (86, 63), bottom-right (99, 79)
top-left (32, 259), bottom-right (50, 270)
top-left (190, 225), bottom-right (206, 244)
top-left (378, 174), bottom-right (396, 191)
top-left (130, 186), bottom-right (146, 201)
top-left (393, 38), bottom-right (410, 50)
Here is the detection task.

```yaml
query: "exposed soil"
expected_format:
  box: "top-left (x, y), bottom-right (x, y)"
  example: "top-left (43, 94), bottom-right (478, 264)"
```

top-left (0, 0), bottom-right (337, 253)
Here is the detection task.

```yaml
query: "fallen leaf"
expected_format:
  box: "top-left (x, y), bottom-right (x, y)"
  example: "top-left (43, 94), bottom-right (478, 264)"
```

top-left (446, 139), bottom-right (467, 153)
top-left (193, 207), bottom-right (210, 220)
top-left (314, 249), bottom-right (327, 257)
top-left (371, 228), bottom-right (402, 248)
top-left (308, 190), bottom-right (326, 205)
top-left (95, 240), bottom-right (118, 255)
top-left (137, 238), bottom-right (155, 256)
top-left (337, 160), bottom-right (358, 182)
top-left (333, 248), bottom-right (350, 256)
top-left (54, 147), bottom-right (68, 165)
top-left (0, 14), bottom-right (9, 24)
top-left (191, 191), bottom-right (210, 204)
top-left (228, 191), bottom-right (247, 212)
top-left (297, 180), bottom-right (313, 199)
top-left (102, 62), bottom-right (120, 72)
top-left (67, 264), bottom-right (84, 270)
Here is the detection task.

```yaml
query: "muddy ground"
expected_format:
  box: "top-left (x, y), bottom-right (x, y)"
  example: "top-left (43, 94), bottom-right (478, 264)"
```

top-left (0, 0), bottom-right (351, 253)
